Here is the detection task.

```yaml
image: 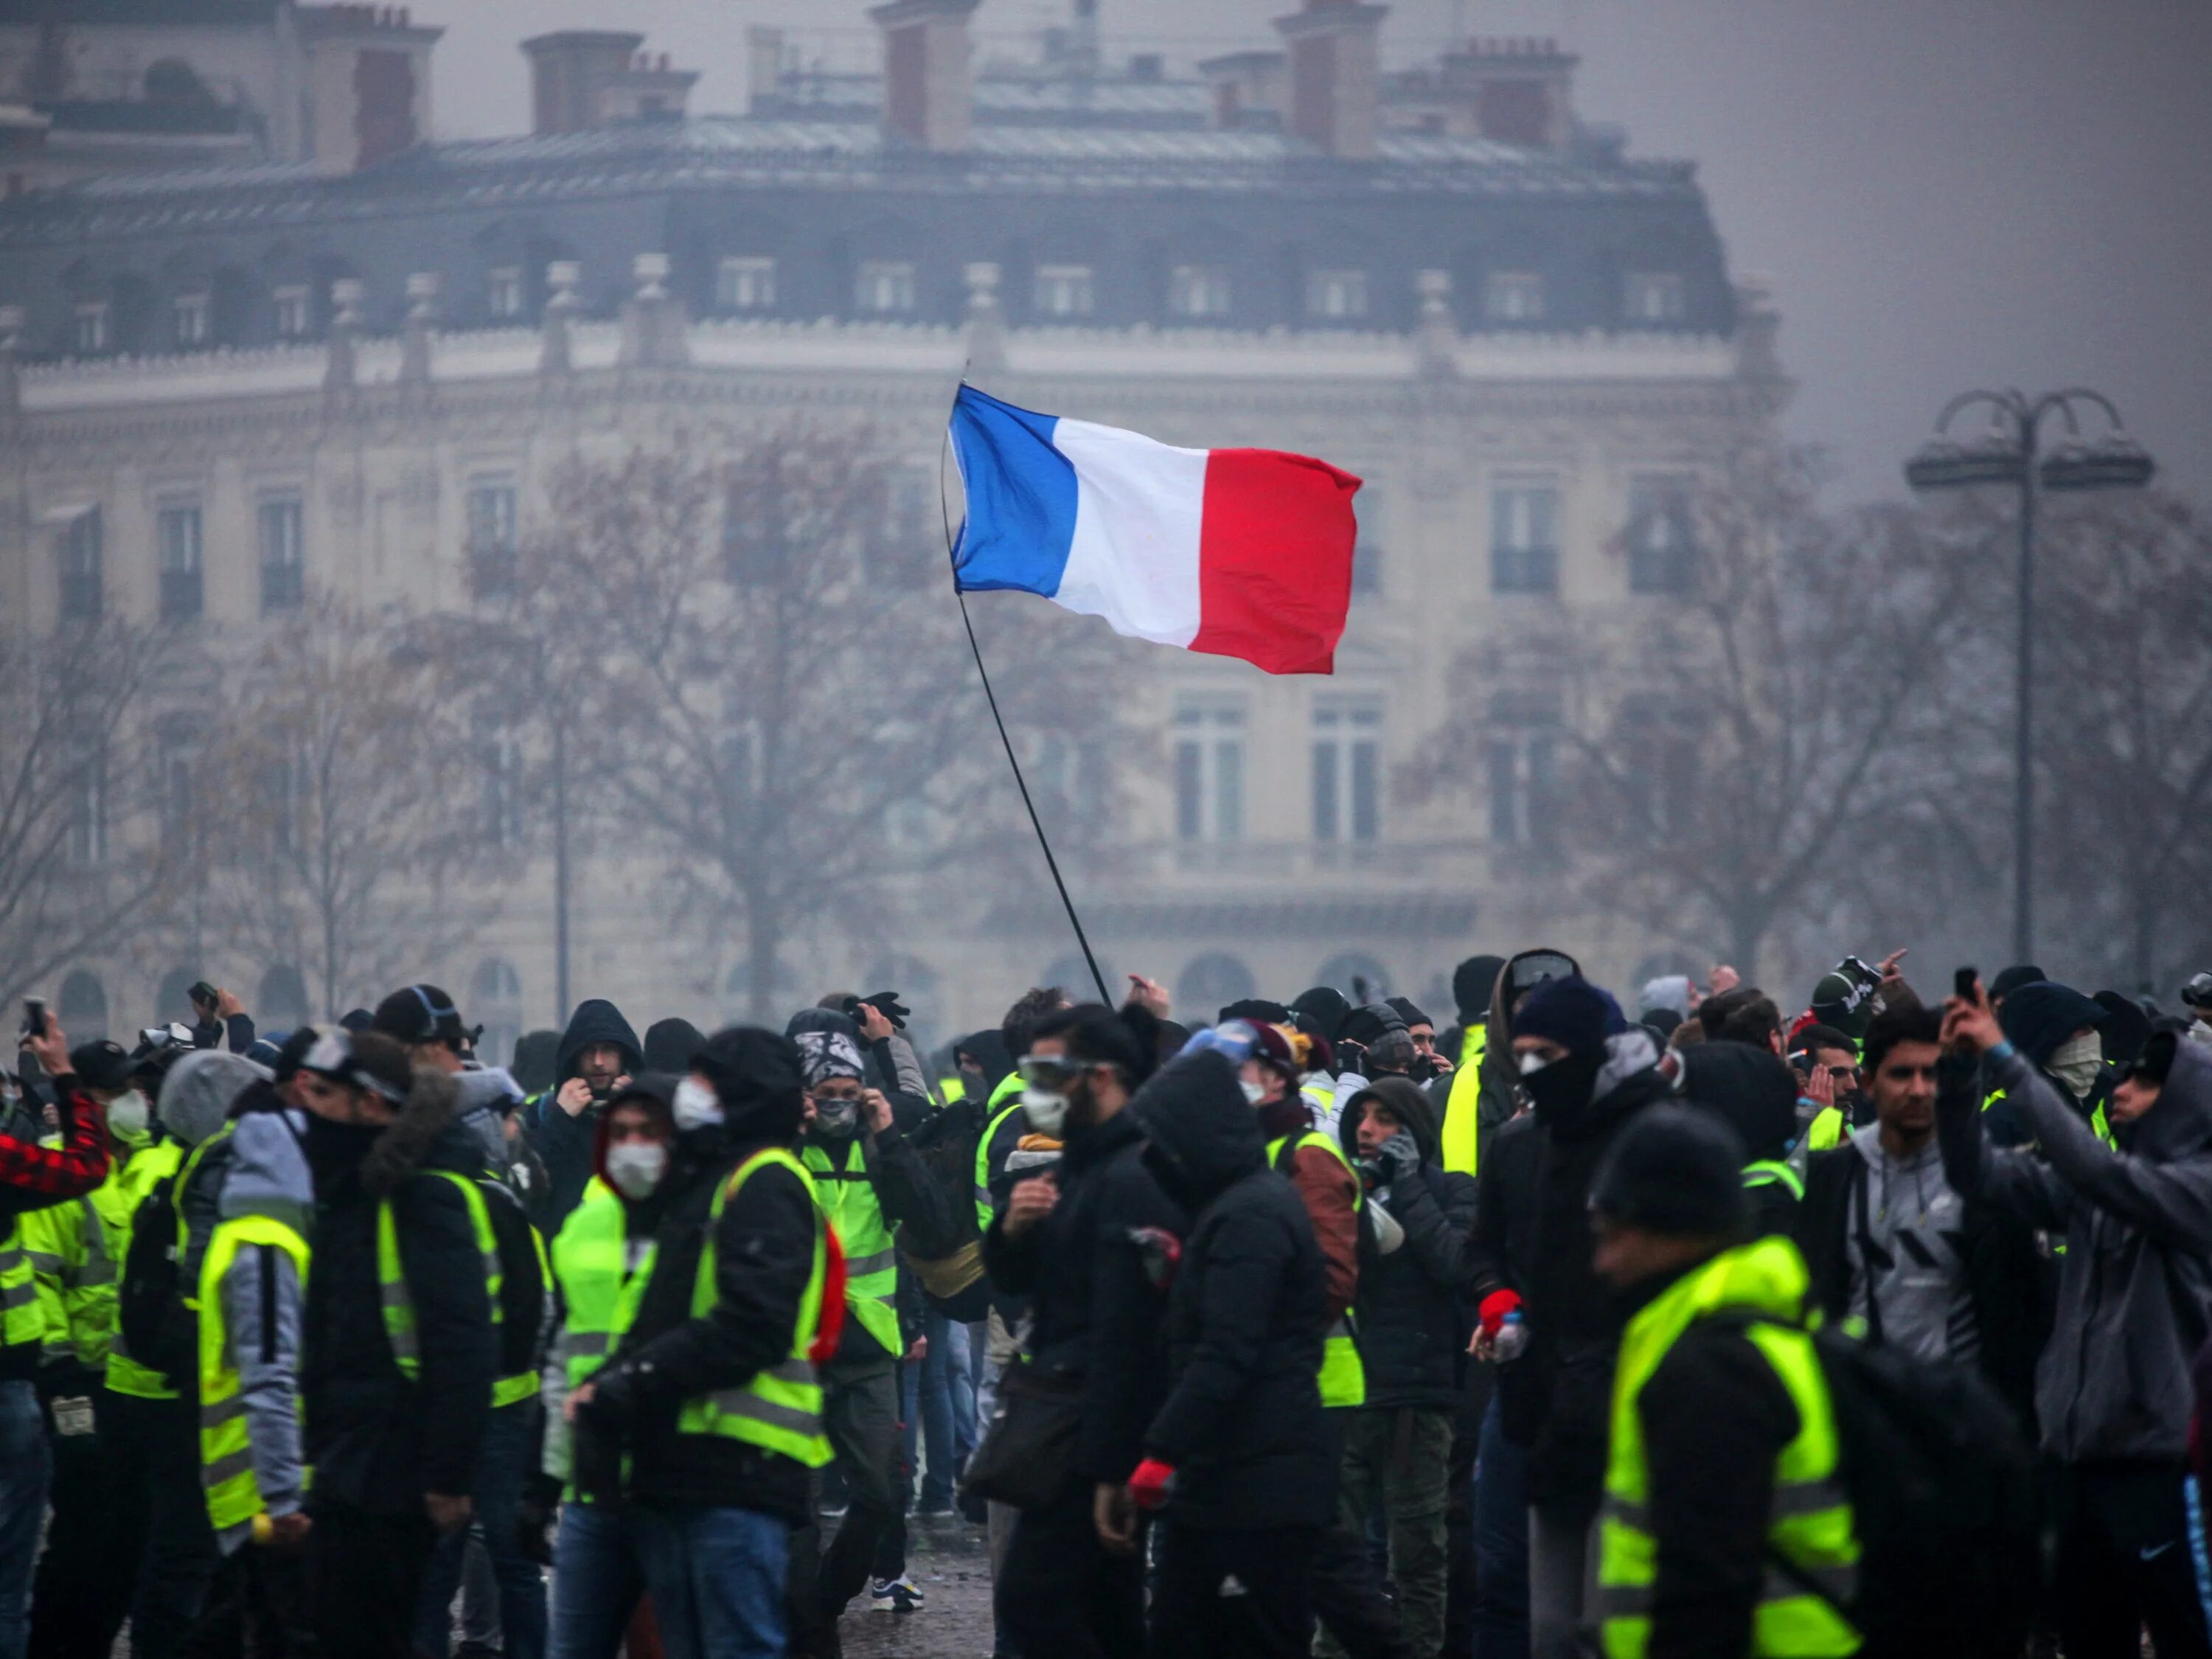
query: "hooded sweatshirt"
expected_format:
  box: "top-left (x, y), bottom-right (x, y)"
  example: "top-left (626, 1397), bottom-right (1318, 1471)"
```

top-left (1939, 1036), bottom-right (2212, 1462)
top-left (521, 999), bottom-right (643, 1227)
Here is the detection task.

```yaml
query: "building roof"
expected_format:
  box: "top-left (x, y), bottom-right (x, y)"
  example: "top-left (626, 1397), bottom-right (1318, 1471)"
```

top-left (0, 0), bottom-right (280, 20)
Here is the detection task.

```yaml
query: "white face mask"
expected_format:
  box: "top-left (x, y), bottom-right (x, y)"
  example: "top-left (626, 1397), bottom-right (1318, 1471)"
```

top-left (1517, 1051), bottom-right (1550, 1077)
top-left (1022, 1087), bottom-right (1069, 1138)
top-left (2049, 1033), bottom-right (2104, 1102)
top-left (672, 1077), bottom-right (724, 1133)
top-left (1239, 1078), bottom-right (1269, 1106)
top-left (605, 1141), bottom-right (668, 1200)
top-left (105, 1089), bottom-right (150, 1140)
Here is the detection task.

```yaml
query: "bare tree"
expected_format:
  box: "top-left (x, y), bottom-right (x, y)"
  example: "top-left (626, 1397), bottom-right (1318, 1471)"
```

top-left (200, 596), bottom-right (495, 1019)
top-left (521, 419), bottom-right (1133, 1020)
top-left (1411, 448), bottom-right (1999, 982)
top-left (0, 619), bottom-right (181, 1009)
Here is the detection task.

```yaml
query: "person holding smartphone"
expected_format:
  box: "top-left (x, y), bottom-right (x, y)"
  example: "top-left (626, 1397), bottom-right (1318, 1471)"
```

top-left (187, 984), bottom-right (257, 1057)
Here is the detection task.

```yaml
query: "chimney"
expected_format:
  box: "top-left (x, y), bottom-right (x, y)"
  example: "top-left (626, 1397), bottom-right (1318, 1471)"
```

top-left (870, 0), bottom-right (981, 153)
top-left (1198, 50), bottom-right (1287, 131)
top-left (521, 31), bottom-right (644, 135)
top-left (747, 28), bottom-right (787, 110)
top-left (301, 4), bottom-right (442, 173)
top-left (1275, 1), bottom-right (1388, 161)
top-left (1459, 37), bottom-right (1576, 150)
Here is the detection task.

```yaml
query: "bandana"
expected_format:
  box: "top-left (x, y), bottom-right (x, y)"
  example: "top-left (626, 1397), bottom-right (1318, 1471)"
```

top-left (796, 1029), bottom-right (865, 1090)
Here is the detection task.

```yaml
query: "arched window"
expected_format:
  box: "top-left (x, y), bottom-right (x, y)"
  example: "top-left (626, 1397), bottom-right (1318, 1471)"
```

top-left (257, 965), bottom-right (310, 1033)
top-left (1175, 953), bottom-right (1256, 1024)
top-left (471, 959), bottom-right (524, 1068)
top-left (1041, 953), bottom-right (1117, 1006)
top-left (153, 967), bottom-right (201, 1030)
top-left (58, 970), bottom-right (108, 1042)
top-left (1313, 951), bottom-right (1392, 1005)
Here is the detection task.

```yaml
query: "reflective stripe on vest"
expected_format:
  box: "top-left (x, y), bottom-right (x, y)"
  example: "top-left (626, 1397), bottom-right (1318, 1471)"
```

top-left (104, 1140), bottom-right (188, 1399)
top-left (972, 1073), bottom-right (1026, 1230)
top-left (676, 1147), bottom-right (832, 1469)
top-left (1597, 1236), bottom-right (1860, 1659)
top-left (1743, 1159), bottom-right (1806, 1203)
top-left (376, 1170), bottom-right (504, 1391)
top-left (803, 1141), bottom-right (900, 1356)
top-left (492, 1208), bottom-right (552, 1408)
top-left (197, 1215), bottom-right (310, 1535)
top-left (1267, 1130), bottom-right (1367, 1410)
top-left (0, 1217), bottom-right (38, 1349)
top-left (550, 1180), bottom-right (643, 1393)
top-left (1440, 1023), bottom-right (1487, 1178)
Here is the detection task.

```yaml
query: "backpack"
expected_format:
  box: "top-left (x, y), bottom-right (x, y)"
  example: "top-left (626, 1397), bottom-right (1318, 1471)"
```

top-left (902, 1102), bottom-right (991, 1321)
top-left (1769, 1319), bottom-right (2039, 1659)
top-left (116, 1175), bottom-right (194, 1386)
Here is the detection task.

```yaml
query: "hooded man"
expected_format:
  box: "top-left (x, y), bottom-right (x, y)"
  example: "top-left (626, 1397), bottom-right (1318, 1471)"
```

top-left (1123, 1037), bottom-right (1332, 1659)
top-left (785, 1013), bottom-right (957, 1645)
top-left (567, 1030), bottom-right (830, 1659)
top-left (642, 1019), bottom-right (706, 1077)
top-left (2184, 973), bottom-right (2212, 1049)
top-left (293, 1030), bottom-right (496, 1659)
top-left (1989, 980), bottom-right (2111, 1149)
top-left (1669, 1041), bottom-right (1802, 1234)
top-left (1940, 998), bottom-right (2212, 1658)
top-left (1435, 950), bottom-right (1579, 1188)
top-left (1466, 974), bottom-right (1667, 1659)
top-left (519, 1000), bottom-right (643, 1230)
top-left (1328, 1077), bottom-right (1478, 1659)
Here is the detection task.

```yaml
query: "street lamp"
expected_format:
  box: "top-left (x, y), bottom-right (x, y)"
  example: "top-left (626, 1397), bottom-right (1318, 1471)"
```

top-left (1905, 389), bottom-right (2156, 966)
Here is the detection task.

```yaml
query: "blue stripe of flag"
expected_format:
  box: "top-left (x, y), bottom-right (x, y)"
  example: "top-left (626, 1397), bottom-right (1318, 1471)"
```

top-left (949, 386), bottom-right (1078, 598)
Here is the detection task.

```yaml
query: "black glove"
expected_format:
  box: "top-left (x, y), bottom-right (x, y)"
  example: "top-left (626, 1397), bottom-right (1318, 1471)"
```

top-left (847, 992), bottom-right (911, 1031)
top-left (1375, 1130), bottom-right (1421, 1189)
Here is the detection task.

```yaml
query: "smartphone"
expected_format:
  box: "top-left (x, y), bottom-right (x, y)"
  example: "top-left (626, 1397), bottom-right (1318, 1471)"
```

top-left (189, 980), bottom-right (218, 1012)
top-left (21, 998), bottom-right (46, 1040)
top-left (1953, 967), bottom-right (1980, 1001)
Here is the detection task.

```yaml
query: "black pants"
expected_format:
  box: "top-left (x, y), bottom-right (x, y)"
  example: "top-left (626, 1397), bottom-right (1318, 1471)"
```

top-left (117, 1393), bottom-right (220, 1659)
top-left (787, 1355), bottom-right (902, 1653)
top-left (194, 1545), bottom-right (313, 1659)
top-left (307, 1503), bottom-right (437, 1659)
top-left (1152, 1524), bottom-right (1318, 1659)
top-left (1307, 1412), bottom-right (1411, 1659)
top-left (29, 1390), bottom-right (139, 1659)
top-left (2052, 1461), bottom-right (2211, 1659)
top-left (995, 1475), bottom-right (1147, 1659)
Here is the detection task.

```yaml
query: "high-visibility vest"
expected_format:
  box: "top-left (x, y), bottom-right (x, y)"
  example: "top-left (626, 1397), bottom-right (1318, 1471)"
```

top-left (1440, 1023), bottom-right (1487, 1178)
top-left (1805, 1107), bottom-right (1844, 1154)
top-left (105, 1135), bottom-right (212, 1401)
top-left (26, 1130), bottom-right (153, 1369)
top-left (1743, 1159), bottom-right (1806, 1203)
top-left (487, 1186), bottom-right (552, 1408)
top-left (937, 1076), bottom-right (967, 1105)
top-left (1268, 1130), bottom-right (1367, 1409)
top-left (674, 1147), bottom-right (833, 1469)
top-left (547, 1178), bottom-right (650, 1500)
top-left (972, 1071), bottom-right (1026, 1231)
top-left (1596, 1236), bottom-right (1860, 1659)
top-left (802, 1139), bottom-right (900, 1357)
top-left (1983, 1085), bottom-right (2118, 1149)
top-left (0, 1216), bottom-right (38, 1349)
top-left (197, 1214), bottom-right (309, 1535)
top-left (375, 1169), bottom-right (507, 1398)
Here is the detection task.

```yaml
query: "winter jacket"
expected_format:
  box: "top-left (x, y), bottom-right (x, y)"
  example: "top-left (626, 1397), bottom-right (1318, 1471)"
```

top-left (299, 1068), bottom-right (496, 1515)
top-left (1135, 1048), bottom-right (1332, 1531)
top-left (982, 1106), bottom-right (1188, 1486)
top-left (1259, 1095), bottom-right (1360, 1323)
top-left (1337, 1077), bottom-right (1478, 1412)
top-left (1938, 1038), bottom-right (2212, 1463)
top-left (518, 1000), bottom-right (643, 1228)
top-left (1481, 1029), bottom-right (1671, 1521)
top-left (578, 1119), bottom-right (818, 1525)
top-left (1, 1078), bottom-right (110, 1383)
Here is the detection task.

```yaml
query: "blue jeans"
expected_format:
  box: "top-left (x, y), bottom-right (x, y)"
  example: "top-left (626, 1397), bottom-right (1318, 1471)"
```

top-left (414, 1401), bottom-right (548, 1659)
top-left (0, 1381), bottom-right (49, 1659)
top-left (1470, 1395), bottom-right (1531, 1659)
top-left (547, 1503), bottom-right (644, 1659)
top-left (908, 1310), bottom-right (977, 1511)
top-left (633, 1506), bottom-right (789, 1659)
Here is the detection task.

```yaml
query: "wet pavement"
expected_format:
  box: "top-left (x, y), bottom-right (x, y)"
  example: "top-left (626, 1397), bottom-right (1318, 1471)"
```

top-left (840, 1514), bottom-right (995, 1659)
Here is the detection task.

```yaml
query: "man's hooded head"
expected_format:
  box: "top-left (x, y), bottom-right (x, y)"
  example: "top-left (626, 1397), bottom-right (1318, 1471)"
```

top-left (558, 1000), bottom-right (642, 1099)
top-left (512, 1030), bottom-right (560, 1096)
top-left (795, 1029), bottom-right (866, 1091)
top-left (1593, 1104), bottom-right (1750, 1241)
top-left (643, 1018), bottom-right (706, 1076)
top-left (1453, 954), bottom-right (1508, 1023)
top-left (1997, 981), bottom-right (2108, 1069)
top-left (1989, 965), bottom-right (2048, 1008)
top-left (690, 1026), bottom-right (805, 1141)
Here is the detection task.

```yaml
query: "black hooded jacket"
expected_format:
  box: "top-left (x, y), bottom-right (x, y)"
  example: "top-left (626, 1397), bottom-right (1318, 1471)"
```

top-left (1336, 1076), bottom-right (1478, 1411)
top-left (299, 1068), bottom-right (496, 1516)
top-left (1136, 1049), bottom-right (1332, 1531)
top-left (521, 999), bottom-right (643, 1227)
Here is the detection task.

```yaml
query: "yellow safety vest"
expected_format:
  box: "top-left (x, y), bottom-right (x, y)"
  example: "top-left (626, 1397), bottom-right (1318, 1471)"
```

top-left (1805, 1107), bottom-right (1844, 1154)
top-left (1743, 1160), bottom-right (1806, 1203)
top-left (547, 1178), bottom-right (650, 1500)
top-left (1440, 1023), bottom-right (1487, 1178)
top-left (1268, 1130), bottom-right (1366, 1408)
top-left (0, 1216), bottom-right (38, 1350)
top-left (938, 1076), bottom-right (967, 1105)
top-left (105, 1135), bottom-right (214, 1400)
top-left (972, 1071), bottom-right (1026, 1231)
top-left (21, 1133), bottom-right (147, 1369)
top-left (197, 1214), bottom-right (310, 1536)
top-left (803, 1139), bottom-right (900, 1357)
top-left (674, 1147), bottom-right (833, 1469)
top-left (375, 1169), bottom-right (509, 1400)
top-left (1597, 1236), bottom-right (1860, 1659)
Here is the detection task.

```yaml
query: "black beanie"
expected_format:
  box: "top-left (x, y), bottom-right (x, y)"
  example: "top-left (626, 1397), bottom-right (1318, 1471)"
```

top-left (1290, 986), bottom-right (1353, 1043)
top-left (643, 1018), bottom-right (707, 1075)
top-left (1592, 1105), bottom-right (1750, 1238)
top-left (1989, 965), bottom-right (2048, 1005)
top-left (1453, 955), bottom-right (1507, 1020)
top-left (372, 984), bottom-right (465, 1048)
top-left (69, 1040), bottom-right (133, 1093)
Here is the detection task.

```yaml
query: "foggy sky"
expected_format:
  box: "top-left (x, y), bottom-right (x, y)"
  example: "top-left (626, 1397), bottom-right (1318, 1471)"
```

top-left (430, 0), bottom-right (2212, 509)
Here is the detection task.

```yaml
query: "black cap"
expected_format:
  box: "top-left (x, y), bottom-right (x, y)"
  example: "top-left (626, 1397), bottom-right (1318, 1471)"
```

top-left (1989, 965), bottom-right (2048, 1004)
top-left (372, 984), bottom-right (465, 1048)
top-left (69, 1040), bottom-right (133, 1093)
top-left (338, 1008), bottom-right (375, 1033)
top-left (1592, 1105), bottom-right (1751, 1239)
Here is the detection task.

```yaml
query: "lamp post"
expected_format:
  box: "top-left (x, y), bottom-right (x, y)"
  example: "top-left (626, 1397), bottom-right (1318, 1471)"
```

top-left (1905, 389), bottom-right (2155, 965)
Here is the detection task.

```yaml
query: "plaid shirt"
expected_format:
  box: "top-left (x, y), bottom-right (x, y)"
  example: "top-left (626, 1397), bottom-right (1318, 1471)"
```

top-left (0, 1079), bottom-right (109, 1211)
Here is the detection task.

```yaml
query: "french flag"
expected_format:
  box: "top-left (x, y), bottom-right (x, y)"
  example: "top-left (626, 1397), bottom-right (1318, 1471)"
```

top-left (949, 386), bottom-right (1363, 676)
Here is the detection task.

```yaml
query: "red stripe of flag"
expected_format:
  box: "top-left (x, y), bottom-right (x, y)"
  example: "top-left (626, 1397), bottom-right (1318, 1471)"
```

top-left (1189, 449), bottom-right (1364, 675)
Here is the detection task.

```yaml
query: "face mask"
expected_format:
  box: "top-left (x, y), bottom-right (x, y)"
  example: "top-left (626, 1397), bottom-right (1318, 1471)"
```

top-left (1520, 1048), bottom-right (1605, 1121)
top-left (1239, 1079), bottom-right (1268, 1106)
top-left (813, 1096), bottom-right (860, 1138)
top-left (105, 1089), bottom-right (150, 1140)
top-left (1517, 1051), bottom-right (1549, 1077)
top-left (605, 1141), bottom-right (668, 1200)
top-left (2049, 1033), bottom-right (2104, 1102)
top-left (672, 1078), bottom-right (724, 1132)
top-left (1022, 1087), bottom-right (1069, 1138)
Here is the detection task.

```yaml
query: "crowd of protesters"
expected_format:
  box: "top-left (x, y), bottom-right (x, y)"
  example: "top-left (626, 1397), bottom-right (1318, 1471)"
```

top-left (4, 950), bottom-right (2212, 1659)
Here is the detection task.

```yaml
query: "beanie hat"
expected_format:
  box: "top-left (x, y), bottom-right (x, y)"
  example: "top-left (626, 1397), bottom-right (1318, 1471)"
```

top-left (2095, 991), bottom-right (2154, 1068)
top-left (1997, 981), bottom-right (2107, 1068)
top-left (159, 1048), bottom-right (275, 1146)
top-left (1339, 1002), bottom-right (1408, 1049)
top-left (1989, 965), bottom-right (2048, 1005)
top-left (1453, 955), bottom-right (1508, 1019)
top-left (1220, 998), bottom-right (1293, 1029)
top-left (643, 1018), bottom-right (707, 1074)
top-left (1639, 975), bottom-right (1694, 1021)
top-left (338, 1008), bottom-right (375, 1034)
top-left (70, 1040), bottom-right (133, 1094)
top-left (1385, 995), bottom-right (1431, 1032)
top-left (1512, 975), bottom-right (1623, 1057)
top-left (372, 984), bottom-right (465, 1048)
top-left (1250, 1021), bottom-right (1298, 1080)
top-left (1591, 1104), bottom-right (1750, 1238)
top-left (1290, 986), bottom-right (1353, 1043)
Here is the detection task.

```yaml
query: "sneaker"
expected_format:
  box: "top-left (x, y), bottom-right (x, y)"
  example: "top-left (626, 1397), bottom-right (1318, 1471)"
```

top-left (869, 1576), bottom-right (925, 1613)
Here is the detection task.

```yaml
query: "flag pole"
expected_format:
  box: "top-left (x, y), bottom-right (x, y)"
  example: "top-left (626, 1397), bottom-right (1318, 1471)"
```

top-left (940, 386), bottom-right (1116, 1009)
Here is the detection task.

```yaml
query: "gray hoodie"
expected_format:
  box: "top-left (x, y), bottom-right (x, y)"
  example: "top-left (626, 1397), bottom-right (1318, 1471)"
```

top-left (1939, 1040), bottom-right (2212, 1464)
top-left (1843, 1124), bottom-right (1978, 1366)
top-left (209, 1107), bottom-right (311, 1553)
